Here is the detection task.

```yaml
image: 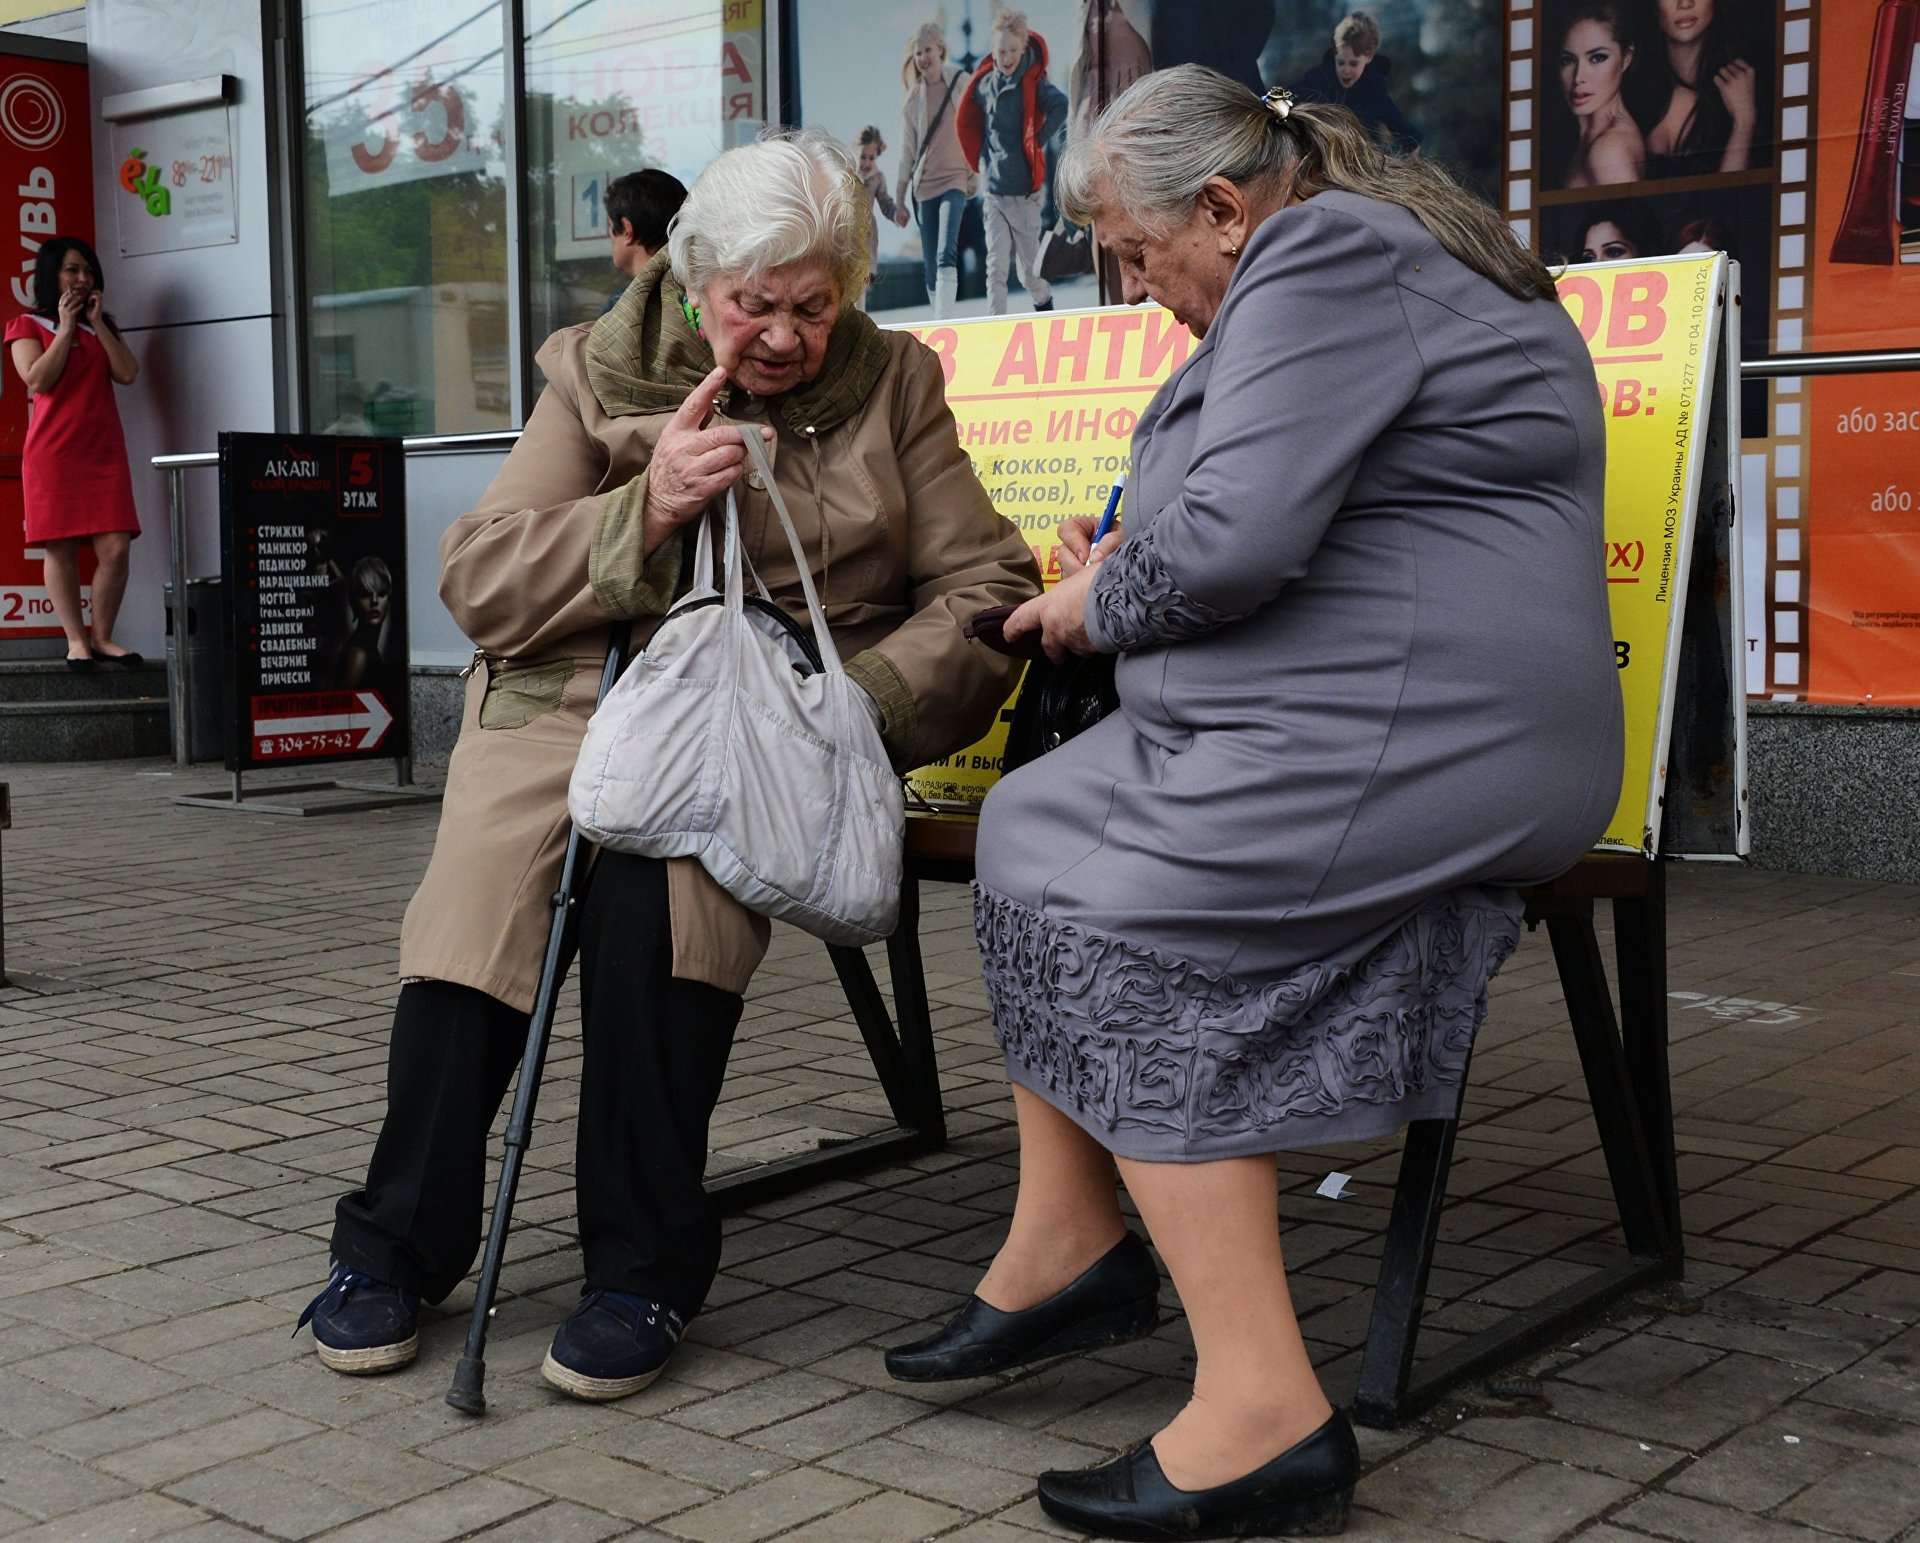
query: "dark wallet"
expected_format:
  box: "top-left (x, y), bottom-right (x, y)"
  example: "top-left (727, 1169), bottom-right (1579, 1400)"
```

top-left (964, 604), bottom-right (1120, 771)
top-left (963, 603), bottom-right (1046, 660)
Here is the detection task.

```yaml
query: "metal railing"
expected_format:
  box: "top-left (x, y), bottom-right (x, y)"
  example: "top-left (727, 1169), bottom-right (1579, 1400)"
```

top-left (1740, 348), bottom-right (1920, 379)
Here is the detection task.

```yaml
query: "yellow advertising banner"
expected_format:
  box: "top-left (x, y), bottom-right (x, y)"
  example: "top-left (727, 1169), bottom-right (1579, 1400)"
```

top-left (0, 0), bottom-right (76, 21)
top-left (894, 310), bottom-right (1194, 809)
top-left (899, 254), bottom-right (1727, 857)
top-left (1556, 253), bottom-right (1726, 853)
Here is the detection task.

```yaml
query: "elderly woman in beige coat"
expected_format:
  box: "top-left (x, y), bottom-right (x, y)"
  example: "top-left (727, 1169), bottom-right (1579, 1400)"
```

top-left (298, 132), bottom-right (1039, 1400)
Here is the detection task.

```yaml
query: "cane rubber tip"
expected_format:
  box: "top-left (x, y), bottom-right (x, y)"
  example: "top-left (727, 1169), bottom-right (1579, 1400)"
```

top-left (446, 1358), bottom-right (487, 1416)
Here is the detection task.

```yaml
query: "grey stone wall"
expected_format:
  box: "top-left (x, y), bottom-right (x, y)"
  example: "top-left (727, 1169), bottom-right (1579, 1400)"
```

top-left (409, 669), bottom-right (468, 762)
top-left (1746, 705), bottom-right (1920, 885)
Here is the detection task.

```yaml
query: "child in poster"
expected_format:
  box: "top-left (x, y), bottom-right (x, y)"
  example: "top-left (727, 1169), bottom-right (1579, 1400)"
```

top-left (853, 125), bottom-right (899, 311)
top-left (957, 8), bottom-right (1069, 314)
top-left (1292, 11), bottom-right (1421, 153)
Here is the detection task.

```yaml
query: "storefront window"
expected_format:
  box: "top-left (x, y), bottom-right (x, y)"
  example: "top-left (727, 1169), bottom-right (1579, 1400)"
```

top-left (523, 0), bottom-right (768, 356)
top-left (301, 0), bottom-right (512, 435)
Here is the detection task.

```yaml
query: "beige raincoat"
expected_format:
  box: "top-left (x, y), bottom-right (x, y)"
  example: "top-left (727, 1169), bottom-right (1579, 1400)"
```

top-left (399, 254), bottom-right (1039, 1011)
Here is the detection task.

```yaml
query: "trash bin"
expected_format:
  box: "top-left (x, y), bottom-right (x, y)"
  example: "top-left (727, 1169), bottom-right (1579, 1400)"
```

top-left (164, 578), bottom-right (226, 762)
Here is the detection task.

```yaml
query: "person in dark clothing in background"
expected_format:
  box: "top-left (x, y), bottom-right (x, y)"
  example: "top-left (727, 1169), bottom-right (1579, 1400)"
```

top-left (1149, 0), bottom-right (1272, 94)
top-left (603, 168), bottom-right (688, 313)
top-left (1293, 11), bottom-right (1421, 154)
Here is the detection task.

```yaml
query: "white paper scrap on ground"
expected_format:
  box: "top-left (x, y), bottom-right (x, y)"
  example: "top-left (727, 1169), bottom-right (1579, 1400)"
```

top-left (1316, 1172), bottom-right (1353, 1200)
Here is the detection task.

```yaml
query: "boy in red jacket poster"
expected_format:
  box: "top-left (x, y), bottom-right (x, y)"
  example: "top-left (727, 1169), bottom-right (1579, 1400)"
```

top-left (958, 8), bottom-right (1069, 313)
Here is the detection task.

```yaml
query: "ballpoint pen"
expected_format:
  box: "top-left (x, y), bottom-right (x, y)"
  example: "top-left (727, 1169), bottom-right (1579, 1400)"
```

top-left (1091, 471), bottom-right (1126, 549)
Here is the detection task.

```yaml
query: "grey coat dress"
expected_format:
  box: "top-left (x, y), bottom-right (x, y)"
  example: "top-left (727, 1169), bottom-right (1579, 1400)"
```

top-left (974, 190), bottom-right (1625, 1162)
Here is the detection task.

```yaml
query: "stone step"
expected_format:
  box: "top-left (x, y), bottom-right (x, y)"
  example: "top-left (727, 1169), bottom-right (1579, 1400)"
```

top-left (0, 696), bottom-right (171, 761)
top-left (0, 657), bottom-right (171, 703)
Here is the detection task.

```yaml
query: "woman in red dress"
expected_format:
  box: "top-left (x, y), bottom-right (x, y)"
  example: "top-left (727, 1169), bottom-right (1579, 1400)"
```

top-left (6, 237), bottom-right (142, 667)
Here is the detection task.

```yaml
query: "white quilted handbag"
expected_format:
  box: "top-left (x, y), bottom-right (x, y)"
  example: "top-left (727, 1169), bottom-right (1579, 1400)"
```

top-left (567, 426), bottom-right (904, 946)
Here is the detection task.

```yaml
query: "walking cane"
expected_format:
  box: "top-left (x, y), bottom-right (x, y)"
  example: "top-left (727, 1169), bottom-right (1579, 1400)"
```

top-left (447, 623), bottom-right (631, 1417)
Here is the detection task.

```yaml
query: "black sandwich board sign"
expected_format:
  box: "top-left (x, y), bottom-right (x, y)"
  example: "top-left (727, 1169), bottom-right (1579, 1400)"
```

top-left (218, 432), bottom-right (410, 772)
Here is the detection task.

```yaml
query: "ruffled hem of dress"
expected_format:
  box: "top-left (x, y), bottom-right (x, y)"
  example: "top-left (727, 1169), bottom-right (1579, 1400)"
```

top-left (974, 882), bottom-right (1522, 1161)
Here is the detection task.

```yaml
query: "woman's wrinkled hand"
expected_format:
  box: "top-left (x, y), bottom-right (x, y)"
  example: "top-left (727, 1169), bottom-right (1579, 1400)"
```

top-left (643, 366), bottom-right (772, 554)
top-left (1004, 562), bottom-right (1098, 663)
top-left (1055, 515), bottom-right (1123, 577)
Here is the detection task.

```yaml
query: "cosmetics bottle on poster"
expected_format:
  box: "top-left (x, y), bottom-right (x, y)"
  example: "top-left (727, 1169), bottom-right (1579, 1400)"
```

top-left (1902, 44), bottom-right (1920, 261)
top-left (1833, 0), bottom-right (1920, 265)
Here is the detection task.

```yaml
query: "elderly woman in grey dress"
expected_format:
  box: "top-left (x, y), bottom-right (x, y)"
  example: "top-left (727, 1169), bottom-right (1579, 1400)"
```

top-left (883, 67), bottom-right (1624, 1540)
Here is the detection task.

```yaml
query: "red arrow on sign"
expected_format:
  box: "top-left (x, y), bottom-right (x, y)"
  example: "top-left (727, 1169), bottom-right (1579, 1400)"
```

top-left (252, 690), bottom-right (393, 752)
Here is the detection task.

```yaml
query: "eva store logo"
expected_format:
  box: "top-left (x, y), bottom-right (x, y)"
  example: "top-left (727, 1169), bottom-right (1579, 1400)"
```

top-left (117, 147), bottom-right (170, 217)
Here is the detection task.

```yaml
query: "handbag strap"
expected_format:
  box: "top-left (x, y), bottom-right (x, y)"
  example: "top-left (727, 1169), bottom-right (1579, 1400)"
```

top-left (906, 71), bottom-right (956, 195)
top-left (692, 494), bottom-right (773, 604)
top-left (730, 425), bottom-right (845, 674)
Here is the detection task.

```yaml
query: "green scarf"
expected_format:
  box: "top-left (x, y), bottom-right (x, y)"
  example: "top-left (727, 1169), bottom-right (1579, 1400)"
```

top-left (584, 251), bottom-right (892, 436)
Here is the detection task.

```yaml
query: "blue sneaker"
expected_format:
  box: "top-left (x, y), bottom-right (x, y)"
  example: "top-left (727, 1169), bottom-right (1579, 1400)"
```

top-left (295, 1262), bottom-right (420, 1374)
top-left (541, 1290), bottom-right (685, 1400)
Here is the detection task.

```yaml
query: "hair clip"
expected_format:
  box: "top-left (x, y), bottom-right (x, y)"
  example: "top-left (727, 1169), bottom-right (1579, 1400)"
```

top-left (1260, 87), bottom-right (1294, 122)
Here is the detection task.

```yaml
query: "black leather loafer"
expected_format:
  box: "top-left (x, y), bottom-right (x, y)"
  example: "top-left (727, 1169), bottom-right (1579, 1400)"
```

top-left (883, 1232), bottom-right (1160, 1382)
top-left (1035, 1410), bottom-right (1359, 1540)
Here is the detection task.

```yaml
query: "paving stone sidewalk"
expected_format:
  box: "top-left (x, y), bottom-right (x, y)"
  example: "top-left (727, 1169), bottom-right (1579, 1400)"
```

top-left (0, 758), bottom-right (1916, 1543)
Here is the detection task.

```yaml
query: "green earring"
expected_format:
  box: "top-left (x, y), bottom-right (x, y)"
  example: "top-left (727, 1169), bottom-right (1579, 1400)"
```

top-left (679, 294), bottom-right (704, 340)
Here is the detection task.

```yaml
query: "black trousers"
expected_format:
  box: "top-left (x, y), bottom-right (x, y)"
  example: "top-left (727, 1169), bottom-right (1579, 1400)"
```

top-left (331, 852), bottom-right (744, 1315)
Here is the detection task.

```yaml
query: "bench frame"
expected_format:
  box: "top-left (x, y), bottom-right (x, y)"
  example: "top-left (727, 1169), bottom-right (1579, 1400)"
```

top-left (1353, 855), bottom-right (1680, 1425)
top-left (707, 865), bottom-right (953, 1209)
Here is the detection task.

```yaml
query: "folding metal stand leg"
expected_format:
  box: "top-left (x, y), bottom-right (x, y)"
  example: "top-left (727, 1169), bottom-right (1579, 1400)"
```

top-left (827, 940), bottom-right (926, 1127)
top-left (1612, 867), bottom-right (1679, 1253)
top-left (1545, 907), bottom-right (1672, 1261)
top-left (884, 873), bottom-right (947, 1136)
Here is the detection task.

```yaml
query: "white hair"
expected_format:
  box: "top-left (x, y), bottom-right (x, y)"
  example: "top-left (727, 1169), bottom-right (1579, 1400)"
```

top-left (668, 131), bottom-right (871, 306)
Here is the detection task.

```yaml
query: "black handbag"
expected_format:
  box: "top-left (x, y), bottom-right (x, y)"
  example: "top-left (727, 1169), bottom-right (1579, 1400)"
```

top-left (1002, 654), bottom-right (1118, 771)
top-left (965, 605), bottom-right (1120, 773)
top-left (1036, 224), bottom-right (1096, 282)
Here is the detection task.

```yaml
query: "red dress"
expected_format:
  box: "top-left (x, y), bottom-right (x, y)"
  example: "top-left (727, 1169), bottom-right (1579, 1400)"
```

top-left (5, 313), bottom-right (140, 542)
